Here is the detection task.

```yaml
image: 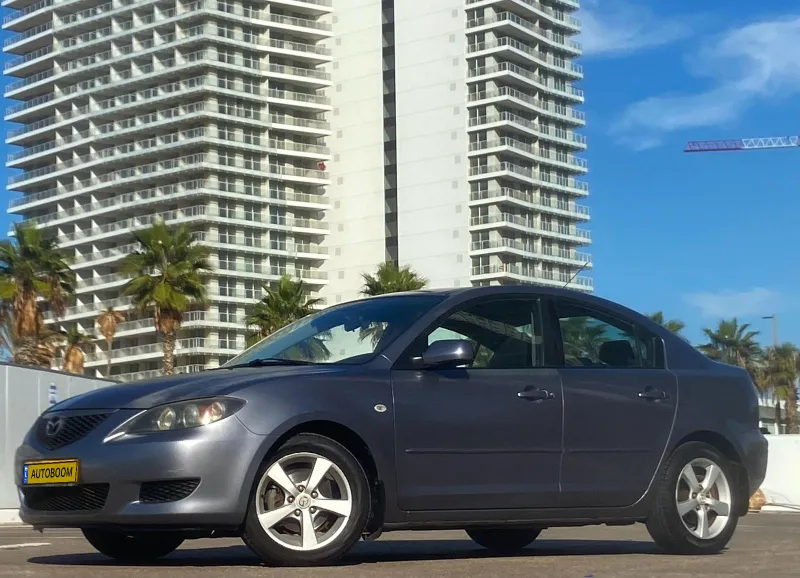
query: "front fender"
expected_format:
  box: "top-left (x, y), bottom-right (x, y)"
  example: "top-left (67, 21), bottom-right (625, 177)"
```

top-left (230, 371), bottom-right (396, 521)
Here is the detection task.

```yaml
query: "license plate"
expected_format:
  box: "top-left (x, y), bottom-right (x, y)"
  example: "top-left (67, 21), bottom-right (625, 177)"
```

top-left (22, 459), bottom-right (80, 485)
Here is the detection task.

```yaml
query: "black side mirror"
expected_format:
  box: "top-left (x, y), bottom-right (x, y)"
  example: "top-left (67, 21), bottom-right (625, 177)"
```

top-left (419, 340), bottom-right (475, 369)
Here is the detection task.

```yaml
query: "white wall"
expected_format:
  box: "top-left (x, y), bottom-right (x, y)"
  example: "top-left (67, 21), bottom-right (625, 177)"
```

top-left (760, 434), bottom-right (800, 512)
top-left (394, 0), bottom-right (471, 289)
top-left (0, 364), bottom-right (115, 520)
top-left (321, 0), bottom-right (388, 306)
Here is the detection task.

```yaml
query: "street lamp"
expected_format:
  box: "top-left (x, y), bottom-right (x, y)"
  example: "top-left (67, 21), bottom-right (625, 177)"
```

top-left (761, 315), bottom-right (778, 350)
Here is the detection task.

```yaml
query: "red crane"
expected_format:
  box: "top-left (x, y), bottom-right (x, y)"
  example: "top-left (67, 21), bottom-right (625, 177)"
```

top-left (684, 136), bottom-right (799, 153)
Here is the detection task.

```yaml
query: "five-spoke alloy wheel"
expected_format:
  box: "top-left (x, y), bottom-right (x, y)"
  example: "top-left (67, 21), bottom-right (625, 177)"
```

top-left (243, 433), bottom-right (370, 566)
top-left (646, 441), bottom-right (740, 554)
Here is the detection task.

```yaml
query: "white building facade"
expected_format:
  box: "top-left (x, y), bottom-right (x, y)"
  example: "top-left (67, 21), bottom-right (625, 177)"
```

top-left (322, 0), bottom-right (591, 305)
top-left (4, 0), bottom-right (590, 380)
top-left (4, 0), bottom-right (335, 380)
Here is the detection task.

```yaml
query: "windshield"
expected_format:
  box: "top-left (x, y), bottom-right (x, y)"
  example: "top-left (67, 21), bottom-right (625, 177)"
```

top-left (223, 293), bottom-right (447, 366)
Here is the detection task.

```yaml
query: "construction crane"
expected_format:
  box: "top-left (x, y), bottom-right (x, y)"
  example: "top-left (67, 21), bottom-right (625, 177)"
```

top-left (684, 136), bottom-right (800, 153)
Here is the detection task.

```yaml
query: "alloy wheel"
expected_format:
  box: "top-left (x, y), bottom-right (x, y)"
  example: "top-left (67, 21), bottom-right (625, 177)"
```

top-left (254, 452), bottom-right (353, 552)
top-left (674, 457), bottom-right (732, 540)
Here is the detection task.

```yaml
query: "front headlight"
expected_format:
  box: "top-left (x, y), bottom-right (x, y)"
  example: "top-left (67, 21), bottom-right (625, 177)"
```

top-left (123, 397), bottom-right (246, 434)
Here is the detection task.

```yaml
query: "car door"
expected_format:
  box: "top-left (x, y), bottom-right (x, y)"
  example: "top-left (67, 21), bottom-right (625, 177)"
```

top-left (548, 297), bottom-right (678, 508)
top-left (391, 295), bottom-right (563, 512)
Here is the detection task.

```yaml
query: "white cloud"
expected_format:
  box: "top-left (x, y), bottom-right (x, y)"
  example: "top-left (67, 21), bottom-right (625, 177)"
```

top-left (683, 288), bottom-right (781, 319)
top-left (578, 0), bottom-right (695, 57)
top-left (611, 15), bottom-right (800, 148)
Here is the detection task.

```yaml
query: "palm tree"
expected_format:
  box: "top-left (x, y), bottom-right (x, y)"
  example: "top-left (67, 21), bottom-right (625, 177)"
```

top-left (96, 307), bottom-right (126, 377)
top-left (697, 318), bottom-right (762, 369)
top-left (647, 311), bottom-right (686, 337)
top-left (0, 222), bottom-right (75, 340)
top-left (357, 261), bottom-right (428, 345)
top-left (60, 327), bottom-right (95, 375)
top-left (766, 343), bottom-right (799, 434)
top-left (245, 274), bottom-right (324, 349)
top-left (560, 316), bottom-right (608, 363)
top-left (360, 260), bottom-right (428, 296)
top-left (119, 221), bottom-right (212, 376)
top-left (0, 305), bottom-right (63, 368)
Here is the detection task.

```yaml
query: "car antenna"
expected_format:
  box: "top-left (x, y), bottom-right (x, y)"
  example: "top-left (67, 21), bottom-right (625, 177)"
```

top-left (563, 261), bottom-right (590, 288)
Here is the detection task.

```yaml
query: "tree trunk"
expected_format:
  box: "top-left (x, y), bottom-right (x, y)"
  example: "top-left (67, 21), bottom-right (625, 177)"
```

top-left (775, 400), bottom-right (782, 434)
top-left (162, 330), bottom-right (175, 376)
top-left (106, 337), bottom-right (112, 377)
top-left (786, 388), bottom-right (799, 435)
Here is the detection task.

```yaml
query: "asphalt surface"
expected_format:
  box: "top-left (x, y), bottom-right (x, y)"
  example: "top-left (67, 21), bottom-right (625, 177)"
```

top-left (0, 514), bottom-right (797, 577)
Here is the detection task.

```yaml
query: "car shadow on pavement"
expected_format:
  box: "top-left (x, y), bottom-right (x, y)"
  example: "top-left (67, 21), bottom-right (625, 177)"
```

top-left (27, 538), bottom-right (675, 567)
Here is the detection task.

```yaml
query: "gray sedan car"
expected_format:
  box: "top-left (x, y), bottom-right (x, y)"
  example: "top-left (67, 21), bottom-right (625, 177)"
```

top-left (15, 286), bottom-right (767, 566)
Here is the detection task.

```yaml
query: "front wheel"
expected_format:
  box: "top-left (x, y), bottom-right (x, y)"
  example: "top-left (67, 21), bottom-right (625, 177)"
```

top-left (646, 441), bottom-right (739, 554)
top-left (82, 529), bottom-right (184, 562)
top-left (242, 433), bottom-right (371, 566)
top-left (467, 528), bottom-right (541, 554)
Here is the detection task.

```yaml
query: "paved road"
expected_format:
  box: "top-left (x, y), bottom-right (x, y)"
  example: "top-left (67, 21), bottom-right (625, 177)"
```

top-left (1, 514), bottom-right (798, 578)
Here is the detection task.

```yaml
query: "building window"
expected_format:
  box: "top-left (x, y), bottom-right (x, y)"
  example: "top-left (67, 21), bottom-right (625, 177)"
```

top-left (219, 251), bottom-right (235, 270)
top-left (219, 330), bottom-right (237, 350)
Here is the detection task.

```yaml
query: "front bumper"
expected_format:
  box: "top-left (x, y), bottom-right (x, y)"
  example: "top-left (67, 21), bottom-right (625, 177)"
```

top-left (14, 409), bottom-right (270, 530)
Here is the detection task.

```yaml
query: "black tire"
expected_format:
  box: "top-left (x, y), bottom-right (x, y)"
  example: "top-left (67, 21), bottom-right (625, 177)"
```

top-left (467, 528), bottom-right (541, 554)
top-left (645, 441), bottom-right (740, 555)
top-left (81, 529), bottom-right (184, 562)
top-left (242, 433), bottom-right (371, 566)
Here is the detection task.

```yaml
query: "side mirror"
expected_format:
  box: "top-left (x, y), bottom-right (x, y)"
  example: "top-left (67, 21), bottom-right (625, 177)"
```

top-left (420, 339), bottom-right (475, 369)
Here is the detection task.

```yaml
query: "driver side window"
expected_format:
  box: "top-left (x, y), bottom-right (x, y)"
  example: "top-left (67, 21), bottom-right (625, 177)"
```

top-left (416, 298), bottom-right (545, 369)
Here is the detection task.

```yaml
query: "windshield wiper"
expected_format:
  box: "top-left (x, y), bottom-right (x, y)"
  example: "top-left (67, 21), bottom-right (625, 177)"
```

top-left (222, 358), bottom-right (317, 370)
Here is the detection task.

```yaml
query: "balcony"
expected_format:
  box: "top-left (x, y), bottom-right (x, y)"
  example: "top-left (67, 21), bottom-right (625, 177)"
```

top-left (467, 88), bottom-right (586, 127)
top-left (8, 151), bottom-right (209, 210)
top-left (465, 0), bottom-right (581, 32)
top-left (470, 213), bottom-right (591, 244)
top-left (467, 37), bottom-right (582, 78)
top-left (466, 12), bottom-right (582, 55)
top-left (3, 0), bottom-right (54, 31)
top-left (470, 239), bottom-right (592, 267)
top-left (471, 264), bottom-right (593, 291)
top-left (82, 338), bottom-right (240, 366)
top-left (468, 62), bottom-right (584, 103)
top-left (469, 137), bottom-right (588, 173)
top-left (468, 162), bottom-right (589, 196)
top-left (469, 187), bottom-right (590, 220)
top-left (21, 178), bottom-right (330, 230)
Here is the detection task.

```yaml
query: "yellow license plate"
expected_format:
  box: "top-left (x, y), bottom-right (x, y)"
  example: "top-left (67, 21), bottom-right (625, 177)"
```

top-left (23, 459), bottom-right (80, 485)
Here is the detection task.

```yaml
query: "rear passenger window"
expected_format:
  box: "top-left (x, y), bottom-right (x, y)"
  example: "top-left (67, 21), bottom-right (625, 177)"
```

top-left (554, 300), bottom-right (663, 369)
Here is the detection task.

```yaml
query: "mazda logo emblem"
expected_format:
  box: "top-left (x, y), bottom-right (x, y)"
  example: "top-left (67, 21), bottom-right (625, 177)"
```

top-left (45, 417), bottom-right (64, 437)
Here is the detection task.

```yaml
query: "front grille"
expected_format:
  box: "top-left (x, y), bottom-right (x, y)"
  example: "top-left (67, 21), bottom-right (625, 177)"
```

top-left (35, 413), bottom-right (111, 450)
top-left (139, 479), bottom-right (200, 504)
top-left (22, 484), bottom-right (110, 511)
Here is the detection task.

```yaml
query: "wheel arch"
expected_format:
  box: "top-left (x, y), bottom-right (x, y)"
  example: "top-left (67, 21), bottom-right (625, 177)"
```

top-left (256, 419), bottom-right (387, 535)
top-left (670, 430), bottom-right (750, 516)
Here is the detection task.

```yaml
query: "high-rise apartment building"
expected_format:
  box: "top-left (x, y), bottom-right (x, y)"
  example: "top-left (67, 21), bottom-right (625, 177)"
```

top-left (3, 0), bottom-right (590, 380)
top-left (4, 0), bottom-right (335, 380)
top-left (321, 0), bottom-right (591, 305)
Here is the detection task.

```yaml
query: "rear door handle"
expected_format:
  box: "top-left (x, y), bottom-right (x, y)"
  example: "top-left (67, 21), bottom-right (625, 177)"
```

top-left (518, 388), bottom-right (555, 402)
top-left (638, 388), bottom-right (668, 401)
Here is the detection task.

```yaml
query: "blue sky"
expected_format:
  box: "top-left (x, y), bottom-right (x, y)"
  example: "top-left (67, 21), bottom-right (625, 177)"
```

top-left (1, 0), bottom-right (799, 350)
top-left (576, 0), bottom-right (800, 348)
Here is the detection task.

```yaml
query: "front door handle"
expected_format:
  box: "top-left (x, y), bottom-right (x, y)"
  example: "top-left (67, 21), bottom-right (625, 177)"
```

top-left (638, 388), bottom-right (668, 401)
top-left (518, 388), bottom-right (555, 402)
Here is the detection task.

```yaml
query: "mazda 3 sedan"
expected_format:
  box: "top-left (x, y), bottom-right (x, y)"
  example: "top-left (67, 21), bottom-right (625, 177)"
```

top-left (15, 286), bottom-right (768, 566)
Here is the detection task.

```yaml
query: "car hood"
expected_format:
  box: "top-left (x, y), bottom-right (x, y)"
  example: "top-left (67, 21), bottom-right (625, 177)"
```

top-left (46, 365), bottom-right (345, 411)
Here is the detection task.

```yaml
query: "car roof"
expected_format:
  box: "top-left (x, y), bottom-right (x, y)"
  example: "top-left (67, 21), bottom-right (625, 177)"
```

top-left (368, 286), bottom-right (655, 327)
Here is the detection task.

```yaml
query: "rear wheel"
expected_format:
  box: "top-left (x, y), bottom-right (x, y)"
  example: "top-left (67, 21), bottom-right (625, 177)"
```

top-left (646, 441), bottom-right (739, 554)
top-left (467, 528), bottom-right (541, 554)
top-left (242, 433), bottom-right (370, 566)
top-left (82, 529), bottom-right (184, 562)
